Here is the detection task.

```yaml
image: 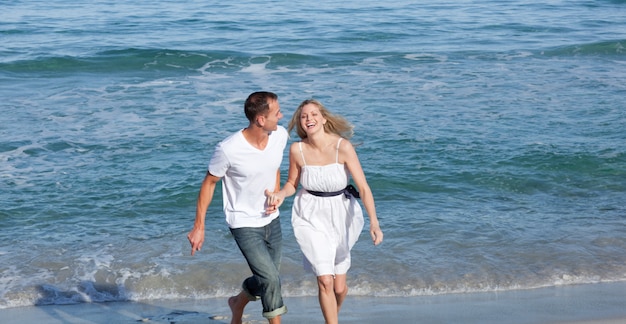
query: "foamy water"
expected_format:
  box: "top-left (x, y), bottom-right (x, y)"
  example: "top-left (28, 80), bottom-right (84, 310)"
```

top-left (1, 0), bottom-right (625, 309)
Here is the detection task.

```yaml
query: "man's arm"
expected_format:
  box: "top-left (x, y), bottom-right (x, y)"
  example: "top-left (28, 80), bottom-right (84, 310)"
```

top-left (187, 172), bottom-right (221, 256)
top-left (265, 143), bottom-right (300, 213)
top-left (274, 169), bottom-right (281, 192)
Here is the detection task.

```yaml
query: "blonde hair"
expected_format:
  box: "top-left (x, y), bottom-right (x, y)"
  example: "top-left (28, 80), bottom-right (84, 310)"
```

top-left (288, 99), bottom-right (354, 140)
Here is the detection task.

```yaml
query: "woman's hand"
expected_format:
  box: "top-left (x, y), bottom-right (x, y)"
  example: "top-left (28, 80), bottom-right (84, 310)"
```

top-left (370, 224), bottom-right (383, 245)
top-left (265, 189), bottom-right (285, 214)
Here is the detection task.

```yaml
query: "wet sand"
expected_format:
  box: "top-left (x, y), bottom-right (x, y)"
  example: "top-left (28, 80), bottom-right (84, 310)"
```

top-left (2, 282), bottom-right (626, 323)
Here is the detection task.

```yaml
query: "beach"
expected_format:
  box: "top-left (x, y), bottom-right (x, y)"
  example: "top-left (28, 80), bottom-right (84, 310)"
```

top-left (2, 282), bottom-right (626, 323)
top-left (2, 0), bottom-right (626, 322)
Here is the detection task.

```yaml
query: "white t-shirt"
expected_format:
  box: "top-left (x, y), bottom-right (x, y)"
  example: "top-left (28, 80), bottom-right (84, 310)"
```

top-left (208, 126), bottom-right (289, 228)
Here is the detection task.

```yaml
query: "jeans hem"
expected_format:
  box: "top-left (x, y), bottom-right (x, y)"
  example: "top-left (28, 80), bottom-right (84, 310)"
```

top-left (263, 305), bottom-right (287, 319)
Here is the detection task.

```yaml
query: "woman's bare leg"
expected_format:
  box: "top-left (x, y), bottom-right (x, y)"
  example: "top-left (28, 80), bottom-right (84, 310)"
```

top-left (317, 275), bottom-right (338, 324)
top-left (333, 274), bottom-right (348, 314)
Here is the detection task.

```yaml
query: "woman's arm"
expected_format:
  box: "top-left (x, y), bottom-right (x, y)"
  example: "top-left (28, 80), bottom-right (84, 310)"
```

top-left (265, 143), bottom-right (302, 213)
top-left (341, 140), bottom-right (384, 245)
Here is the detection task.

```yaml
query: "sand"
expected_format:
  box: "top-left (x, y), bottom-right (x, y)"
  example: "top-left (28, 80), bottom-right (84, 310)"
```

top-left (2, 282), bottom-right (625, 323)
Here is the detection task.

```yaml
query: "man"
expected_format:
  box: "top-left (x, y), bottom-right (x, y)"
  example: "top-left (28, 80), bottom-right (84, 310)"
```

top-left (187, 91), bottom-right (288, 324)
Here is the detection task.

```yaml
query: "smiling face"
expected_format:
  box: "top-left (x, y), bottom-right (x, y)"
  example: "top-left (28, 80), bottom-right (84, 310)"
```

top-left (299, 102), bottom-right (326, 136)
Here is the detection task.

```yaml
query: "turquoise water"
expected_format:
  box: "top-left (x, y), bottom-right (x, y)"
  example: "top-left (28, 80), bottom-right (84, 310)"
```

top-left (1, 0), bottom-right (625, 308)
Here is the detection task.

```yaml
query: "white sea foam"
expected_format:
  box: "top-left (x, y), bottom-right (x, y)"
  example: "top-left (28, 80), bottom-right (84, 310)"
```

top-left (1, 0), bottom-right (625, 310)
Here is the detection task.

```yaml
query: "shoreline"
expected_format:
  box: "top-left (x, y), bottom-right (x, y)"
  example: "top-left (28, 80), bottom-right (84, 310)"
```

top-left (2, 282), bottom-right (626, 323)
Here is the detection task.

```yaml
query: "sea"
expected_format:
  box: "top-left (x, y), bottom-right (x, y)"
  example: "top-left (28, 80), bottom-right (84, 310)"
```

top-left (1, 0), bottom-right (625, 310)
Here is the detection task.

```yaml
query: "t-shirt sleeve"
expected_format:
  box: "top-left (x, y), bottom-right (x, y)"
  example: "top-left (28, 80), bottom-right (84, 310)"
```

top-left (277, 125), bottom-right (289, 147)
top-left (208, 142), bottom-right (229, 177)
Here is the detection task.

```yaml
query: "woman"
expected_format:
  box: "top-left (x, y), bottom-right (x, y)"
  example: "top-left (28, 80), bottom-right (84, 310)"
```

top-left (265, 99), bottom-right (383, 324)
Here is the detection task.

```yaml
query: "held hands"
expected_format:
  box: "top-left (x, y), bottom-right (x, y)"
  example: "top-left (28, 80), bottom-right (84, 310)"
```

top-left (370, 224), bottom-right (384, 246)
top-left (264, 189), bottom-right (285, 214)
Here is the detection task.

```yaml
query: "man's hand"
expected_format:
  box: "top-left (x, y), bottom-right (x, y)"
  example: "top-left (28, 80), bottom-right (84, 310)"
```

top-left (264, 189), bottom-right (285, 214)
top-left (187, 227), bottom-right (205, 256)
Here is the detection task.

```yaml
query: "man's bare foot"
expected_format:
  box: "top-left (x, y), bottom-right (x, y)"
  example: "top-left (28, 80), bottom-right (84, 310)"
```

top-left (228, 293), bottom-right (247, 324)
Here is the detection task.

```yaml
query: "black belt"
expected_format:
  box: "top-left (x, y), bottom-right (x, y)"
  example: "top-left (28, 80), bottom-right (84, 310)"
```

top-left (307, 184), bottom-right (360, 199)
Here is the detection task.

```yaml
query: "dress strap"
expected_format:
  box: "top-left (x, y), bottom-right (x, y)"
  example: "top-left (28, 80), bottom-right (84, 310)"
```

top-left (298, 141), bottom-right (307, 166)
top-left (335, 138), bottom-right (343, 163)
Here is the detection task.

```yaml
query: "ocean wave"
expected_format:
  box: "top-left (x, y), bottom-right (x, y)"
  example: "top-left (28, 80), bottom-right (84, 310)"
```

top-left (2, 42), bottom-right (624, 78)
top-left (0, 49), bottom-right (216, 75)
top-left (2, 264), bottom-right (625, 309)
top-left (540, 40), bottom-right (626, 57)
top-left (0, 49), bottom-right (324, 75)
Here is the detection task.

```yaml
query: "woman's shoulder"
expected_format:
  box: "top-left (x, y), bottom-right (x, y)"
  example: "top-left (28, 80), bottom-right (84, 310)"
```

top-left (288, 141), bottom-right (302, 153)
top-left (337, 137), bottom-right (355, 150)
top-left (337, 137), bottom-right (358, 163)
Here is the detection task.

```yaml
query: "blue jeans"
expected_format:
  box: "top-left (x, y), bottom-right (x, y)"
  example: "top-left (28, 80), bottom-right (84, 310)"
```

top-left (230, 217), bottom-right (287, 319)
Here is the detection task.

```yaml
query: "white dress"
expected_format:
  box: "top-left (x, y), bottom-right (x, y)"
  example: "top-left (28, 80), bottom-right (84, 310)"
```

top-left (291, 138), bottom-right (365, 276)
